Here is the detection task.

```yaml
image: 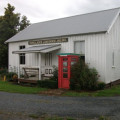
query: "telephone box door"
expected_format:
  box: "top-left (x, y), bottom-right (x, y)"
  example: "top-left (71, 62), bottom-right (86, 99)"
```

top-left (60, 56), bottom-right (70, 89)
top-left (58, 54), bottom-right (79, 89)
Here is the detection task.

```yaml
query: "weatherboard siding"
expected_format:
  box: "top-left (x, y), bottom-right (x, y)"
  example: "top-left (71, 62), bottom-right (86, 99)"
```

top-left (68, 33), bottom-right (106, 82)
top-left (9, 32), bottom-right (106, 82)
top-left (7, 8), bottom-right (120, 83)
top-left (106, 15), bottom-right (120, 83)
top-left (8, 41), bottom-right (60, 74)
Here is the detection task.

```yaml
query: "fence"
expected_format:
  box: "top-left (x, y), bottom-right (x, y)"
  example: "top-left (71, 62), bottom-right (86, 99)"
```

top-left (9, 66), bottom-right (24, 75)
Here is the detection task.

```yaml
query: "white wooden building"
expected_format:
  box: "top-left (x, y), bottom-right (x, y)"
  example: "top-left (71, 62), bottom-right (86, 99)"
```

top-left (5, 8), bottom-right (120, 83)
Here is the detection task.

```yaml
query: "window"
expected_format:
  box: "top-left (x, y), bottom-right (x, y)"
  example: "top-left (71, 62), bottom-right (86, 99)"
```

top-left (74, 41), bottom-right (85, 61)
top-left (45, 53), bottom-right (52, 66)
top-left (19, 45), bottom-right (25, 64)
top-left (74, 41), bottom-right (85, 55)
top-left (20, 46), bottom-right (25, 49)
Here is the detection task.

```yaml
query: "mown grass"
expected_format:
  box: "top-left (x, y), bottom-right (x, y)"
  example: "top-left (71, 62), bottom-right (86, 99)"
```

top-left (0, 80), bottom-right (120, 97)
top-left (63, 85), bottom-right (120, 97)
top-left (0, 81), bottom-right (47, 94)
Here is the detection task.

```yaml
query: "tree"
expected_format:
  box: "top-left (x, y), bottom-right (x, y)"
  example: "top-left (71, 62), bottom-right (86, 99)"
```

top-left (19, 15), bottom-right (30, 31)
top-left (0, 3), bottom-right (30, 68)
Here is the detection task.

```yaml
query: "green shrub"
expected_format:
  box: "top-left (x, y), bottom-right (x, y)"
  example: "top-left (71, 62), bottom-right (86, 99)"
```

top-left (50, 66), bottom-right (58, 81)
top-left (6, 72), bottom-right (17, 79)
top-left (97, 82), bottom-right (106, 90)
top-left (0, 68), bottom-right (8, 76)
top-left (0, 68), bottom-right (18, 82)
top-left (4, 72), bottom-right (17, 82)
top-left (37, 79), bottom-right (58, 89)
top-left (70, 59), bottom-right (99, 91)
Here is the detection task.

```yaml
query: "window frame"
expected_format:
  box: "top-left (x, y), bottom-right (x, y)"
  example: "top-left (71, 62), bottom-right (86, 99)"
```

top-left (45, 53), bottom-right (52, 66)
top-left (74, 40), bottom-right (85, 55)
top-left (19, 45), bottom-right (26, 65)
top-left (74, 40), bottom-right (85, 62)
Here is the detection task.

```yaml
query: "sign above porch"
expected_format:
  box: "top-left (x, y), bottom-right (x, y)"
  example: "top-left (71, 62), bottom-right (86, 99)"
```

top-left (28, 38), bottom-right (68, 45)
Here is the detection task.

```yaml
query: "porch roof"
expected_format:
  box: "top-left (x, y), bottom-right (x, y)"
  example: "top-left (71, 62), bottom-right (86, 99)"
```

top-left (12, 44), bottom-right (61, 54)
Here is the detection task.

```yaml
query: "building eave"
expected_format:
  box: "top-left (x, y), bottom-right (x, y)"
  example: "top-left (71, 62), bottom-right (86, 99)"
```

top-left (6, 31), bottom-right (107, 44)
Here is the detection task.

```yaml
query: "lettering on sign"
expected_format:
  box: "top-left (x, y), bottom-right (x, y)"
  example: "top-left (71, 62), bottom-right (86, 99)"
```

top-left (28, 38), bottom-right (68, 45)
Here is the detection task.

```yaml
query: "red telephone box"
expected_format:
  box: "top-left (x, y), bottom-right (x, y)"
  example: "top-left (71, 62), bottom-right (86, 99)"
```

top-left (57, 53), bottom-right (79, 89)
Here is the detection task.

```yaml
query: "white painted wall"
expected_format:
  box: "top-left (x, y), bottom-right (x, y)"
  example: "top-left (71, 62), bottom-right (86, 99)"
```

top-left (68, 34), bottom-right (106, 82)
top-left (9, 32), bottom-right (107, 82)
top-left (9, 13), bottom-right (120, 83)
top-left (105, 15), bottom-right (120, 83)
top-left (8, 41), bottom-right (60, 75)
top-left (9, 12), bottom-right (120, 84)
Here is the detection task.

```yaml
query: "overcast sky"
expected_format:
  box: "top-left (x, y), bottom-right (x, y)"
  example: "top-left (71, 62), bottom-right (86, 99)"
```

top-left (1, 0), bottom-right (120, 23)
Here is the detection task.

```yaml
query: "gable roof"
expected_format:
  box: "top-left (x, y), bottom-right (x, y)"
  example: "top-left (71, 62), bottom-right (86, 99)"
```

top-left (6, 8), bottom-right (120, 43)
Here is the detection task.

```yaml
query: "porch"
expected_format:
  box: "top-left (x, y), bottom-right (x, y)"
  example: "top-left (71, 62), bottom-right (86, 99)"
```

top-left (18, 66), bottom-right (54, 81)
top-left (12, 44), bottom-right (61, 81)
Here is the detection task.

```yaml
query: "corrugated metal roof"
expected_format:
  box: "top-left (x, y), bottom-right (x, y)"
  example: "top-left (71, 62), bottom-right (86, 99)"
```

top-left (6, 8), bottom-right (120, 43)
top-left (12, 44), bottom-right (61, 53)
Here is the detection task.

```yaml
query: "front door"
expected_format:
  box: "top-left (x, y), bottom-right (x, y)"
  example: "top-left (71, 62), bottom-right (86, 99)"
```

top-left (61, 56), bottom-right (70, 89)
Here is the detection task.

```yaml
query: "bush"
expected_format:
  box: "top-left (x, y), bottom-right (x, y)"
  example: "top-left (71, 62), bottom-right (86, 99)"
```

top-left (97, 82), bottom-right (106, 90)
top-left (3, 72), bottom-right (18, 82)
top-left (38, 66), bottom-right (58, 89)
top-left (50, 66), bottom-right (58, 81)
top-left (0, 68), bottom-right (8, 76)
top-left (0, 68), bottom-right (18, 81)
top-left (37, 79), bottom-right (58, 89)
top-left (70, 59), bottom-right (99, 91)
top-left (6, 72), bottom-right (17, 79)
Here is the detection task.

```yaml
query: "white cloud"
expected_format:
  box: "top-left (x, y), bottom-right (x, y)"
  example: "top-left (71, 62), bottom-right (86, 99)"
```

top-left (0, 0), bottom-right (120, 23)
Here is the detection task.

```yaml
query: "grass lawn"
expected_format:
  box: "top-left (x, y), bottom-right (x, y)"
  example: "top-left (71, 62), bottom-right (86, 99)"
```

top-left (0, 80), bottom-right (120, 97)
top-left (63, 85), bottom-right (120, 97)
top-left (0, 81), bottom-right (47, 94)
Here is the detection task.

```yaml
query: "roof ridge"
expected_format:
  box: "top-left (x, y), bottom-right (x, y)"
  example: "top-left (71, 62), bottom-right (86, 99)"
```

top-left (32, 7), bottom-right (120, 25)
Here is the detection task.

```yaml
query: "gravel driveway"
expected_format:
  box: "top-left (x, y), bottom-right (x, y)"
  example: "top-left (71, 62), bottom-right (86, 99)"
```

top-left (0, 91), bottom-right (120, 120)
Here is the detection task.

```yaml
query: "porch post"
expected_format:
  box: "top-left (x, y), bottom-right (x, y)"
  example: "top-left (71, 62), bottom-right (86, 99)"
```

top-left (39, 53), bottom-right (41, 80)
top-left (18, 54), bottom-right (20, 78)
